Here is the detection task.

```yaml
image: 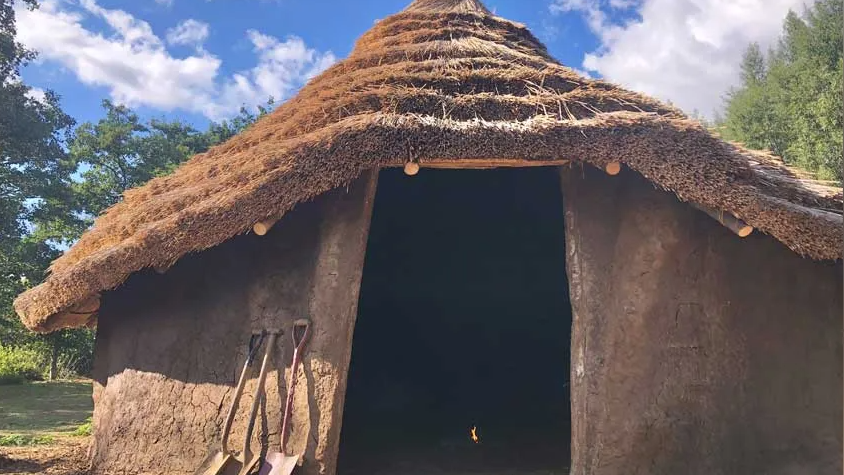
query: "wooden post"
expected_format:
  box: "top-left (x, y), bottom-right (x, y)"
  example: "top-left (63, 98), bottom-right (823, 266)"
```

top-left (605, 161), bottom-right (621, 176)
top-left (49, 339), bottom-right (58, 381)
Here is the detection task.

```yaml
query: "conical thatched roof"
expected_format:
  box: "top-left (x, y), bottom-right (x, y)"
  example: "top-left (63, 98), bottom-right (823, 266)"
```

top-left (15, 0), bottom-right (843, 332)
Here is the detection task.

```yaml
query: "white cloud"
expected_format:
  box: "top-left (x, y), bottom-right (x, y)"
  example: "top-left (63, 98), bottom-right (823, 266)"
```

top-left (570, 67), bottom-right (592, 78)
top-left (166, 19), bottom-right (210, 47)
top-left (551, 0), bottom-right (615, 34)
top-left (154, 0), bottom-right (173, 7)
top-left (25, 87), bottom-right (47, 103)
top-left (550, 0), bottom-right (806, 118)
top-left (79, 0), bottom-right (162, 48)
top-left (16, 0), bottom-right (336, 120)
top-left (207, 30), bottom-right (337, 118)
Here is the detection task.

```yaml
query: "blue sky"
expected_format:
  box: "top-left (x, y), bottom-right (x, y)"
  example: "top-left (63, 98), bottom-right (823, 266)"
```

top-left (18, 0), bottom-right (807, 127)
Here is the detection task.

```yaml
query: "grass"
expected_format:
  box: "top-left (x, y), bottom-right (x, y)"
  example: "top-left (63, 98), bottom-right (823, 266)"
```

top-left (72, 417), bottom-right (93, 436)
top-left (0, 380), bottom-right (93, 445)
top-left (0, 433), bottom-right (54, 446)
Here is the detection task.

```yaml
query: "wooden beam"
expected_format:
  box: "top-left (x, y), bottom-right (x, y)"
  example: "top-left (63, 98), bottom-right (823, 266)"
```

top-left (692, 203), bottom-right (754, 238)
top-left (404, 161), bottom-right (420, 176)
top-left (393, 158), bottom-right (571, 170)
top-left (605, 161), bottom-right (621, 176)
top-left (254, 217), bottom-right (281, 236)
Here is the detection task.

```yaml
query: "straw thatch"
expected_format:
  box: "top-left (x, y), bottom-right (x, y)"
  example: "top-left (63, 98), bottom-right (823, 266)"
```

top-left (15, 0), bottom-right (843, 332)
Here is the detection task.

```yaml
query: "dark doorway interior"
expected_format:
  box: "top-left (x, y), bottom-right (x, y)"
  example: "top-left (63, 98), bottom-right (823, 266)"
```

top-left (337, 168), bottom-right (572, 475)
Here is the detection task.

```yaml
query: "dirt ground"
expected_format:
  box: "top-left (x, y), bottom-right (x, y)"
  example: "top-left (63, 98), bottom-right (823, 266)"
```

top-left (0, 381), bottom-right (93, 475)
top-left (0, 435), bottom-right (90, 474)
top-left (0, 436), bottom-right (570, 475)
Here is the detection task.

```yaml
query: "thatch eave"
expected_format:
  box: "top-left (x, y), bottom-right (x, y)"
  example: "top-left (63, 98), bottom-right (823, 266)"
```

top-left (14, 111), bottom-right (843, 333)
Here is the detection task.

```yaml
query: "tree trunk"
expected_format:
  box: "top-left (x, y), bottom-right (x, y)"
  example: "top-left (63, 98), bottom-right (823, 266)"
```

top-left (49, 339), bottom-right (59, 381)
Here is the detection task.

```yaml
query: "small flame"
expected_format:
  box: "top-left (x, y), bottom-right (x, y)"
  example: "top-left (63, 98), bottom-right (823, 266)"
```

top-left (470, 426), bottom-right (479, 444)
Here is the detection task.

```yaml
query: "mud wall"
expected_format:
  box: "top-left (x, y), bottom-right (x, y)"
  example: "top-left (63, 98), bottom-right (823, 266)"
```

top-left (562, 166), bottom-right (842, 475)
top-left (89, 172), bottom-right (377, 475)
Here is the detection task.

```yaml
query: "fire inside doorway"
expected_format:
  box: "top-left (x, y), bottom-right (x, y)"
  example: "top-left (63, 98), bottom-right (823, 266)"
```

top-left (338, 167), bottom-right (573, 475)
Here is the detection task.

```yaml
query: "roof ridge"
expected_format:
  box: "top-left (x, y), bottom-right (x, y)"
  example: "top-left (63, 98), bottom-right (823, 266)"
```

top-left (404, 0), bottom-right (491, 14)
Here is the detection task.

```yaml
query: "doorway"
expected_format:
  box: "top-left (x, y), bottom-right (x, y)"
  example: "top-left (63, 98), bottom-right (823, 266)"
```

top-left (337, 167), bottom-right (572, 474)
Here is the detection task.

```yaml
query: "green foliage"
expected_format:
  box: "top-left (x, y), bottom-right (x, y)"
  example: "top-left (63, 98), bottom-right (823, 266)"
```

top-left (0, 0), bottom-right (39, 82)
top-left (0, 345), bottom-right (44, 384)
top-left (0, 433), bottom-right (54, 446)
top-left (72, 417), bottom-right (92, 436)
top-left (720, 0), bottom-right (843, 181)
top-left (0, 2), bottom-right (274, 374)
top-left (0, 0), bottom-right (81, 379)
top-left (53, 330), bottom-right (95, 377)
top-left (68, 99), bottom-right (273, 223)
top-left (0, 96), bottom-right (271, 378)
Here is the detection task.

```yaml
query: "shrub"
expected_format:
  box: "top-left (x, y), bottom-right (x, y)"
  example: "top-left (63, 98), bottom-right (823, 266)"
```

top-left (55, 353), bottom-right (83, 381)
top-left (0, 346), bottom-right (45, 384)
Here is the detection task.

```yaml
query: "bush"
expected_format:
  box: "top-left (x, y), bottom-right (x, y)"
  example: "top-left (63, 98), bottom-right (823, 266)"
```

top-left (55, 353), bottom-right (84, 381)
top-left (0, 346), bottom-right (45, 384)
top-left (55, 329), bottom-right (95, 378)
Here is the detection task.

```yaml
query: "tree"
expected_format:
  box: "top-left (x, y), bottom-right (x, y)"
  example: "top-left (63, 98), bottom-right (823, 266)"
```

top-left (0, 0), bottom-right (81, 379)
top-left (720, 0), bottom-right (843, 181)
top-left (0, 0), bottom-right (37, 81)
top-left (202, 100), bottom-right (275, 146)
top-left (740, 43), bottom-right (767, 85)
top-left (1, 1), bottom-right (276, 380)
top-left (69, 99), bottom-right (274, 223)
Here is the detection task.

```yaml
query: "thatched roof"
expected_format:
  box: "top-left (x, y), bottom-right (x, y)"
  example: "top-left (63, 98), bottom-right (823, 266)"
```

top-left (15, 0), bottom-right (843, 332)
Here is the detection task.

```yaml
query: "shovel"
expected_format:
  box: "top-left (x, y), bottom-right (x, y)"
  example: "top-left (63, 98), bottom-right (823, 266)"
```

top-left (236, 331), bottom-right (280, 475)
top-left (195, 332), bottom-right (266, 475)
top-left (258, 319), bottom-right (311, 475)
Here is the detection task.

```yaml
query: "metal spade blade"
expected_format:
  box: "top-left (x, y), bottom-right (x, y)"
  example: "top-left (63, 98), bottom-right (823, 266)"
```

top-left (194, 332), bottom-right (265, 475)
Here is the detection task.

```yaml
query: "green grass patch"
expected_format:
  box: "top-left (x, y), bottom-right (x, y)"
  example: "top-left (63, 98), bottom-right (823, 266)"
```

top-left (73, 417), bottom-right (93, 436)
top-left (0, 380), bottom-right (93, 444)
top-left (0, 433), bottom-right (55, 446)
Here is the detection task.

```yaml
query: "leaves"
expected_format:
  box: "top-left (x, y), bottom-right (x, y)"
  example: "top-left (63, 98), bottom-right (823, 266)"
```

top-left (68, 99), bottom-right (273, 227)
top-left (719, 0), bottom-right (843, 182)
top-left (0, 0), bottom-right (38, 82)
top-left (0, 1), bottom-right (274, 375)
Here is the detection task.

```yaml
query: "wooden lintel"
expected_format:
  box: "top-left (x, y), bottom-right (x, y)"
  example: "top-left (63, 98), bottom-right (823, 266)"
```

top-left (392, 158), bottom-right (571, 170)
top-left (692, 203), bottom-right (754, 238)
